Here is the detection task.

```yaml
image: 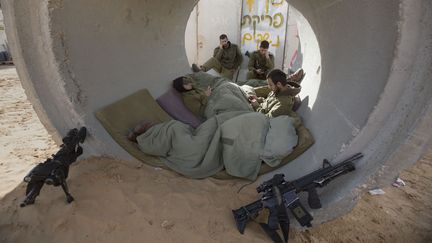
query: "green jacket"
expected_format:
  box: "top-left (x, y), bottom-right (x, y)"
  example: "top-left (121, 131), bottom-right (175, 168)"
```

top-left (182, 89), bottom-right (208, 118)
top-left (213, 42), bottom-right (243, 70)
top-left (256, 89), bottom-right (302, 127)
top-left (248, 51), bottom-right (275, 72)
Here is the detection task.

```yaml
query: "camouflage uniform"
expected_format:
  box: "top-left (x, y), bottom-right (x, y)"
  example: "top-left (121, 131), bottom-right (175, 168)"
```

top-left (256, 89), bottom-right (301, 127)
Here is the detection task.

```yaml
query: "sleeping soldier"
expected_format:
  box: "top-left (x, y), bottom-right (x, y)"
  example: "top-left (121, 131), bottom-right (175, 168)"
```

top-left (127, 76), bottom-right (211, 142)
top-left (172, 76), bottom-right (211, 118)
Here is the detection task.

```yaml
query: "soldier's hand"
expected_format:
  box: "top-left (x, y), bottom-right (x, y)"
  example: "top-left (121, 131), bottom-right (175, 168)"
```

top-left (248, 95), bottom-right (258, 102)
top-left (205, 86), bottom-right (212, 96)
top-left (251, 100), bottom-right (259, 109)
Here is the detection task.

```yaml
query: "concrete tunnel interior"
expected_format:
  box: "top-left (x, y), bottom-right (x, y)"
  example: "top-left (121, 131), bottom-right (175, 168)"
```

top-left (1, 0), bottom-right (432, 223)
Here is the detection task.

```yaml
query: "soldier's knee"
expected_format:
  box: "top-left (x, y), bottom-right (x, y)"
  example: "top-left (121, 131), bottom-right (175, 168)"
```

top-left (246, 71), bottom-right (255, 80)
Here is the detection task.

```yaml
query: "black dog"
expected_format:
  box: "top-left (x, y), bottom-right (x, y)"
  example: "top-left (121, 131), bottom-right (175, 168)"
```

top-left (20, 127), bottom-right (87, 207)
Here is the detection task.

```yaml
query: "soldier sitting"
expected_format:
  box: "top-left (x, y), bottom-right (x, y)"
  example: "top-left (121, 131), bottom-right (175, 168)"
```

top-left (247, 40), bottom-right (275, 80)
top-left (248, 69), bottom-right (304, 127)
top-left (192, 34), bottom-right (243, 80)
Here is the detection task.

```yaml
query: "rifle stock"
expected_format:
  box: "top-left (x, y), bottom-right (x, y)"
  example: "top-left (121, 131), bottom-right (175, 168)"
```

top-left (232, 199), bottom-right (263, 234)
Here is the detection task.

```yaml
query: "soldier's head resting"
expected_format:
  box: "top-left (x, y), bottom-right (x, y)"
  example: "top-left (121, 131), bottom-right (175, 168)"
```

top-left (219, 34), bottom-right (229, 48)
top-left (172, 76), bottom-right (193, 93)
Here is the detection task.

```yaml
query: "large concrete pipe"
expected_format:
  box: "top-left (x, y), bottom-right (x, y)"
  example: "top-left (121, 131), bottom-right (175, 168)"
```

top-left (2, 0), bottom-right (431, 223)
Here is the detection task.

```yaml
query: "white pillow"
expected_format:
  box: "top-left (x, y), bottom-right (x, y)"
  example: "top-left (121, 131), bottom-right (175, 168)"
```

top-left (260, 116), bottom-right (298, 166)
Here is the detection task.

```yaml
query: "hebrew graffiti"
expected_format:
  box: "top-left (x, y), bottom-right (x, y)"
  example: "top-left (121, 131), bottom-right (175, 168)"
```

top-left (240, 0), bottom-right (288, 66)
top-left (272, 13), bottom-right (284, 28)
top-left (241, 12), bottom-right (284, 28)
top-left (242, 32), bottom-right (281, 49)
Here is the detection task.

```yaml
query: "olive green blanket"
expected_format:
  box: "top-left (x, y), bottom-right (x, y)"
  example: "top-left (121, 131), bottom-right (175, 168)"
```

top-left (137, 112), bottom-right (301, 180)
top-left (95, 85), bottom-right (314, 180)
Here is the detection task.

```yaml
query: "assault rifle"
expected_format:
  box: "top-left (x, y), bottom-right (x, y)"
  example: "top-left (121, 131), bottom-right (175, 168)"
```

top-left (232, 153), bottom-right (363, 243)
top-left (20, 127), bottom-right (87, 207)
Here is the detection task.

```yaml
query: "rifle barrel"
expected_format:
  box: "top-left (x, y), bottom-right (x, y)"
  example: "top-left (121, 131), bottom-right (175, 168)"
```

top-left (285, 153), bottom-right (363, 192)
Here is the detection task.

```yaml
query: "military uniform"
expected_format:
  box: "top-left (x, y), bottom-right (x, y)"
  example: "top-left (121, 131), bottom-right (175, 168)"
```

top-left (247, 51), bottom-right (275, 80)
top-left (256, 89), bottom-right (301, 127)
top-left (201, 42), bottom-right (243, 80)
top-left (181, 72), bottom-right (211, 118)
top-left (181, 87), bottom-right (208, 118)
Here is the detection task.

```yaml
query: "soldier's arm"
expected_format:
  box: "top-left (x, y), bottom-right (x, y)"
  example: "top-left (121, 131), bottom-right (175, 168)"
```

top-left (248, 53), bottom-right (256, 71)
top-left (266, 96), bottom-right (297, 118)
top-left (265, 103), bottom-right (286, 118)
top-left (234, 45), bottom-right (243, 69)
top-left (265, 54), bottom-right (275, 70)
top-left (201, 94), bottom-right (208, 106)
top-left (214, 47), bottom-right (223, 60)
top-left (255, 98), bottom-right (268, 113)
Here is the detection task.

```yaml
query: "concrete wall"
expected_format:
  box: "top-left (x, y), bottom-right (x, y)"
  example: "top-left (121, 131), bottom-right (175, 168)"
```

top-left (2, 0), bottom-right (432, 222)
top-left (185, 0), bottom-right (243, 66)
top-left (185, 0), bottom-right (298, 80)
top-left (283, 6), bottom-right (302, 72)
top-left (0, 9), bottom-right (9, 53)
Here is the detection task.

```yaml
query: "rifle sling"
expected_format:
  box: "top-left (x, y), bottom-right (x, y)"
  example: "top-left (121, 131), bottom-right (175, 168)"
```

top-left (278, 203), bottom-right (290, 243)
top-left (259, 200), bottom-right (290, 243)
top-left (259, 222), bottom-right (285, 243)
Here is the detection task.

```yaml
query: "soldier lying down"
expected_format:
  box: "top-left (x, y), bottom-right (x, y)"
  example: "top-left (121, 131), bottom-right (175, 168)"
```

top-left (128, 68), bottom-right (305, 142)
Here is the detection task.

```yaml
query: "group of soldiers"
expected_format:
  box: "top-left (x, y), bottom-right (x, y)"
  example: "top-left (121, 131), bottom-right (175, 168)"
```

top-left (192, 34), bottom-right (274, 81)
top-left (128, 34), bottom-right (305, 142)
top-left (191, 34), bottom-right (305, 122)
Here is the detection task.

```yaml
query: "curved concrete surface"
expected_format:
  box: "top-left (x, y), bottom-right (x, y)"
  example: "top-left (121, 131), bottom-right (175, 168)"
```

top-left (2, 0), bottom-right (431, 223)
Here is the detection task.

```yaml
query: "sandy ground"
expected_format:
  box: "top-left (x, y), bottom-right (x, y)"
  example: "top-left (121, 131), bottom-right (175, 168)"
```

top-left (0, 66), bottom-right (431, 242)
